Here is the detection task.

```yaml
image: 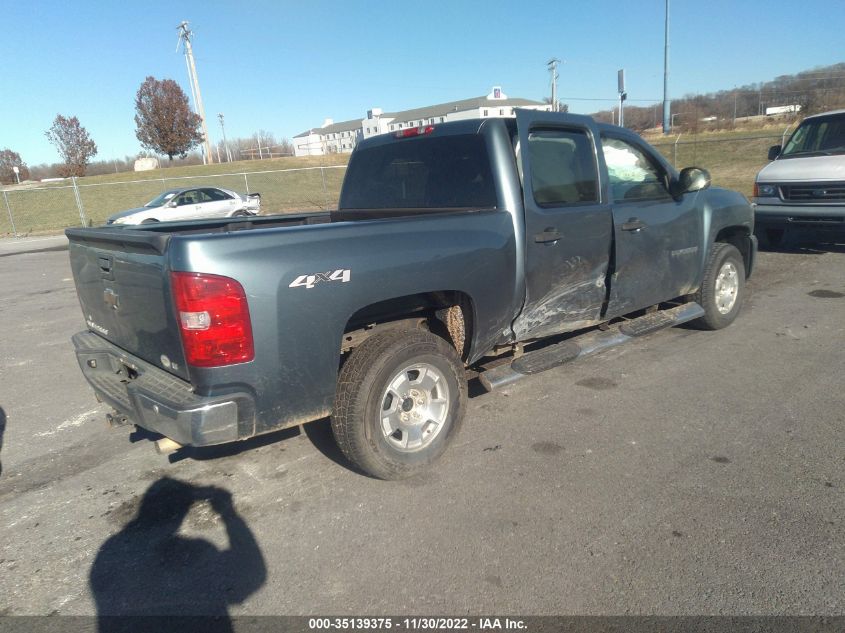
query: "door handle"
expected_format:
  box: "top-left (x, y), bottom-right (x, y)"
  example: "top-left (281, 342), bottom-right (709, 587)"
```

top-left (621, 218), bottom-right (646, 232)
top-left (534, 228), bottom-right (562, 243)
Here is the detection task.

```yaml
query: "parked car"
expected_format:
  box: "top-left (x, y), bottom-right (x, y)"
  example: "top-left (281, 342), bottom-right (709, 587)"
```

top-left (753, 109), bottom-right (845, 246)
top-left (106, 187), bottom-right (261, 225)
top-left (67, 111), bottom-right (756, 480)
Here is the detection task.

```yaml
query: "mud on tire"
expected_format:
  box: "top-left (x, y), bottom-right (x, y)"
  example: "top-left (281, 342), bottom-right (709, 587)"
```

top-left (331, 329), bottom-right (467, 480)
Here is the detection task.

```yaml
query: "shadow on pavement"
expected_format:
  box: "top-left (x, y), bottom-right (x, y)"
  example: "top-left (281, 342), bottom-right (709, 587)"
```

top-left (756, 226), bottom-right (845, 254)
top-left (90, 477), bottom-right (266, 632)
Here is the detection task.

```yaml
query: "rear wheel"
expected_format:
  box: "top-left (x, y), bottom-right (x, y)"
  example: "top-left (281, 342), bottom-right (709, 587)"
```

top-left (232, 210), bottom-right (249, 217)
top-left (690, 242), bottom-right (745, 330)
top-left (140, 218), bottom-right (159, 224)
top-left (332, 329), bottom-right (467, 480)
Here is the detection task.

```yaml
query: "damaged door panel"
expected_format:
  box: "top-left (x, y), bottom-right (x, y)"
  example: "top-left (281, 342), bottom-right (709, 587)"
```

top-left (512, 110), bottom-right (613, 340)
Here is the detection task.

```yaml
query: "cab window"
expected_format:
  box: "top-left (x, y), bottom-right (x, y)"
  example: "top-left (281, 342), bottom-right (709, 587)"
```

top-left (601, 136), bottom-right (671, 202)
top-left (526, 129), bottom-right (598, 206)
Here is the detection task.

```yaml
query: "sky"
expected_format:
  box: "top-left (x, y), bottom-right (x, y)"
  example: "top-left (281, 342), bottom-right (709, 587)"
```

top-left (1, 0), bottom-right (843, 166)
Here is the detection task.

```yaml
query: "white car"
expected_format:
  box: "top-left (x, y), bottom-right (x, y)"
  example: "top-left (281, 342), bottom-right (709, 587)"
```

top-left (106, 187), bottom-right (261, 225)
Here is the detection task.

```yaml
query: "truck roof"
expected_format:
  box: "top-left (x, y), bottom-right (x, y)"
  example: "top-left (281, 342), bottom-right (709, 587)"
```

top-left (803, 108), bottom-right (845, 120)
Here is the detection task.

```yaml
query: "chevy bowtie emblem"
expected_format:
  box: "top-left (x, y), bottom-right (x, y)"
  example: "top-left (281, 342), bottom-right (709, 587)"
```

top-left (103, 288), bottom-right (120, 310)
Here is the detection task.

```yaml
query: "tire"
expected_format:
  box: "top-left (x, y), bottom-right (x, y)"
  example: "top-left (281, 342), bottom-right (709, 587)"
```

top-left (332, 329), bottom-right (467, 480)
top-left (232, 210), bottom-right (249, 217)
top-left (141, 218), bottom-right (159, 224)
top-left (690, 242), bottom-right (745, 330)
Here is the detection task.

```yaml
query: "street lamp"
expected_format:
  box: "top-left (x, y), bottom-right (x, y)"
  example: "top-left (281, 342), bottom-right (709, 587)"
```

top-left (218, 113), bottom-right (232, 162)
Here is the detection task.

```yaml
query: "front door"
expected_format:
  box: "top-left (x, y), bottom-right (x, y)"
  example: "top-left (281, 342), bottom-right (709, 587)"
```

top-left (600, 133), bottom-right (703, 317)
top-left (512, 110), bottom-right (613, 340)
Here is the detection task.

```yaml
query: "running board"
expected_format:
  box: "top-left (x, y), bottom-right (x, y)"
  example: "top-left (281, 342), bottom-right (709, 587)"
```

top-left (479, 302), bottom-right (704, 391)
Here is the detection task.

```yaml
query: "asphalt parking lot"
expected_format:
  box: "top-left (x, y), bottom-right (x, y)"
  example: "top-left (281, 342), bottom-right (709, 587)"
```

top-left (0, 236), bottom-right (842, 618)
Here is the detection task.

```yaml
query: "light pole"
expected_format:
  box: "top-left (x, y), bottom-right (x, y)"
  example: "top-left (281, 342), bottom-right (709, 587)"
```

top-left (178, 21), bottom-right (213, 164)
top-left (218, 113), bottom-right (232, 162)
top-left (618, 69), bottom-right (627, 127)
top-left (662, 0), bottom-right (671, 134)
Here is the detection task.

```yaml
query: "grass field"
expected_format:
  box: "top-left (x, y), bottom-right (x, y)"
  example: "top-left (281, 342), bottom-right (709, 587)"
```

top-left (646, 126), bottom-right (789, 197)
top-left (1, 154), bottom-right (350, 235)
top-left (1, 126), bottom-right (788, 236)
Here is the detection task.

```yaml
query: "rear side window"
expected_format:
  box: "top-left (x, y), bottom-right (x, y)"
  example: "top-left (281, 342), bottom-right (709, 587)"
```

top-left (339, 134), bottom-right (497, 210)
top-left (527, 129), bottom-right (598, 206)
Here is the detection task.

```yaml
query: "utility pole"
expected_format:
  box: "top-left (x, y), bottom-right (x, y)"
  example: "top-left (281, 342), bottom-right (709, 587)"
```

top-left (218, 113), bottom-right (232, 162)
top-left (662, 0), bottom-right (671, 134)
top-left (733, 87), bottom-right (738, 125)
top-left (547, 58), bottom-right (561, 112)
top-left (177, 21), bottom-right (213, 164)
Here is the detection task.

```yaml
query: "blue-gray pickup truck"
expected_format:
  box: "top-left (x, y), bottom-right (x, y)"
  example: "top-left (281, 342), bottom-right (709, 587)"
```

top-left (66, 111), bottom-right (756, 479)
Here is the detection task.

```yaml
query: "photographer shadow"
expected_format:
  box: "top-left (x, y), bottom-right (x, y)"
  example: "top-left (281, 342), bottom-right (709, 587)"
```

top-left (90, 477), bottom-right (266, 632)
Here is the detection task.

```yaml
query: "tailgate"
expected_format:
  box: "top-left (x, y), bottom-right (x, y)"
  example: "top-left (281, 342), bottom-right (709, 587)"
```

top-left (66, 228), bottom-right (189, 381)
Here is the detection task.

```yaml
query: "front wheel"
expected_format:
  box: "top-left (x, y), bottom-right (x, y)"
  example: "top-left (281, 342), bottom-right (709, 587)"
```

top-left (332, 329), bottom-right (467, 480)
top-left (690, 242), bottom-right (746, 330)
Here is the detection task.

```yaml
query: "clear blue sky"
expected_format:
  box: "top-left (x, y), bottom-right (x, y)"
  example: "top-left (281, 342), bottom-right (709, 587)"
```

top-left (1, 0), bottom-right (843, 165)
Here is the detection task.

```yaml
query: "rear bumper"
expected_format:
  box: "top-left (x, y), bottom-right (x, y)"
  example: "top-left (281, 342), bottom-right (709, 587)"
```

top-left (72, 331), bottom-right (255, 446)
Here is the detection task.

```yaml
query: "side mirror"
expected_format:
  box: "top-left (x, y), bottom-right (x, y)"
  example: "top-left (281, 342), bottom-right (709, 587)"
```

top-left (674, 167), bottom-right (711, 196)
top-left (768, 145), bottom-right (781, 161)
top-left (167, 200), bottom-right (177, 208)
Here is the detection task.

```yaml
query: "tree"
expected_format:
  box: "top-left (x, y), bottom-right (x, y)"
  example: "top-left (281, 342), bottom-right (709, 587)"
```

top-left (45, 115), bottom-right (98, 177)
top-left (134, 76), bottom-right (204, 161)
top-left (0, 149), bottom-right (30, 184)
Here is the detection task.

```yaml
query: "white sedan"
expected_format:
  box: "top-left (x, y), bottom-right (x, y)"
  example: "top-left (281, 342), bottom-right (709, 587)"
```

top-left (106, 187), bottom-right (261, 225)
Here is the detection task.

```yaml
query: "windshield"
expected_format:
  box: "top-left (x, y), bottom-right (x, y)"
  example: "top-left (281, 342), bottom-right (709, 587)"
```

top-left (144, 191), bottom-right (179, 208)
top-left (781, 115), bottom-right (845, 157)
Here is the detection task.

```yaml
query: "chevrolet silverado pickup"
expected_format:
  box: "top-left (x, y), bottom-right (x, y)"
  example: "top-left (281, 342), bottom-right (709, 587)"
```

top-left (67, 110), bottom-right (756, 480)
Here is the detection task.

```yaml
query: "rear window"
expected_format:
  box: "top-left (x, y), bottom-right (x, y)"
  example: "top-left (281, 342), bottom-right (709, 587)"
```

top-left (339, 134), bottom-right (497, 210)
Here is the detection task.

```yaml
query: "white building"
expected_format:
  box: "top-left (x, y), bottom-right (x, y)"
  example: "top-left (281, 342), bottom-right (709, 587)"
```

top-left (293, 86), bottom-right (551, 157)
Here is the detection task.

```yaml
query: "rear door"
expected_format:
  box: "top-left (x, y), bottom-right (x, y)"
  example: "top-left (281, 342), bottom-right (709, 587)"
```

top-left (512, 110), bottom-right (613, 340)
top-left (600, 132), bottom-right (703, 316)
top-left (200, 188), bottom-right (237, 217)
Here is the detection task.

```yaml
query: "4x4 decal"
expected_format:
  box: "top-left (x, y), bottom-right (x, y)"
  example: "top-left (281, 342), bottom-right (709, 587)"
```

top-left (289, 268), bottom-right (351, 289)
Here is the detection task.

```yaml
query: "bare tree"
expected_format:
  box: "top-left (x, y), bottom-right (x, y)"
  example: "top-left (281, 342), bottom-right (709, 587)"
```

top-left (134, 76), bottom-right (204, 162)
top-left (45, 115), bottom-right (98, 177)
top-left (0, 149), bottom-right (30, 184)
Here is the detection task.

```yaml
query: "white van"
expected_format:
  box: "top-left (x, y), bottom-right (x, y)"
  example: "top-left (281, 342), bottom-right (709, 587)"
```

top-left (753, 109), bottom-right (845, 246)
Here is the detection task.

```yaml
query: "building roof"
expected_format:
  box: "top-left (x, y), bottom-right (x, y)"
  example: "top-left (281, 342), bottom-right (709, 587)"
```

top-left (390, 96), bottom-right (544, 122)
top-left (293, 117), bottom-right (363, 138)
top-left (294, 93), bottom-right (546, 138)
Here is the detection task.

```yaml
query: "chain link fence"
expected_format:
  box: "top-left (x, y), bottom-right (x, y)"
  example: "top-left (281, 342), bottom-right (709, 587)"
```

top-left (0, 129), bottom-right (795, 237)
top-left (650, 128), bottom-right (792, 197)
top-left (0, 165), bottom-right (346, 237)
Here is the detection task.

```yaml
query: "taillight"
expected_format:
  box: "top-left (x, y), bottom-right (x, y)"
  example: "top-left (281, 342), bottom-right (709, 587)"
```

top-left (753, 183), bottom-right (759, 197)
top-left (395, 125), bottom-right (435, 139)
top-left (170, 271), bottom-right (254, 367)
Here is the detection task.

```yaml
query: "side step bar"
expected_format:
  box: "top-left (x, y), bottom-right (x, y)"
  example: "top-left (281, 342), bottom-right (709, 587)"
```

top-left (479, 302), bottom-right (704, 392)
